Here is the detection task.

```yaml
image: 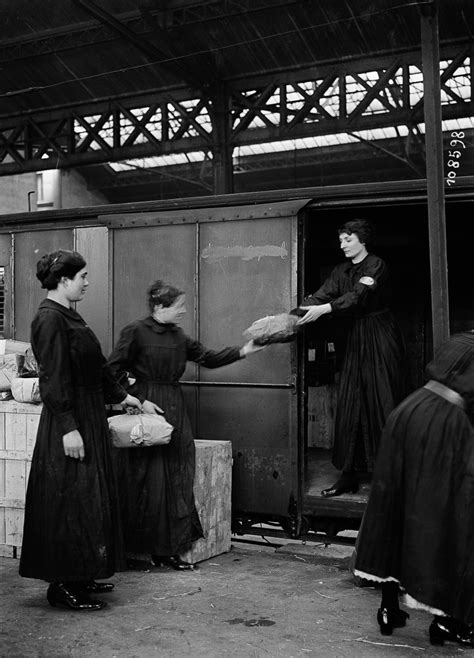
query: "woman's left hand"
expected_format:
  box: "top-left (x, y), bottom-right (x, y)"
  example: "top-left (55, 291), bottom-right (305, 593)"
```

top-left (142, 399), bottom-right (164, 414)
top-left (121, 394), bottom-right (142, 410)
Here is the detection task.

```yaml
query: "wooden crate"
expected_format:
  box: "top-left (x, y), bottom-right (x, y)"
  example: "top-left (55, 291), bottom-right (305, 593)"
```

top-left (181, 440), bottom-right (232, 564)
top-left (0, 400), bottom-right (41, 558)
top-left (0, 404), bottom-right (232, 565)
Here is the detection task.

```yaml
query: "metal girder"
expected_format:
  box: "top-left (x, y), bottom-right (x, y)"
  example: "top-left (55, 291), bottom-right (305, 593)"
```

top-left (229, 45), bottom-right (472, 145)
top-left (0, 45), bottom-right (471, 175)
top-left (0, 98), bottom-right (213, 174)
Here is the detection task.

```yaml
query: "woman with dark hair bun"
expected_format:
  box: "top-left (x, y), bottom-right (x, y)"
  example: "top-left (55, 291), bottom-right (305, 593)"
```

top-left (108, 279), bottom-right (263, 570)
top-left (19, 250), bottom-right (142, 611)
top-left (297, 219), bottom-right (405, 496)
top-left (354, 332), bottom-right (474, 647)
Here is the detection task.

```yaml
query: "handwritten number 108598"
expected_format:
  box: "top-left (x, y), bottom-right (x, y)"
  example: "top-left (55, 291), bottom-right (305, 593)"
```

top-left (446, 131), bottom-right (465, 186)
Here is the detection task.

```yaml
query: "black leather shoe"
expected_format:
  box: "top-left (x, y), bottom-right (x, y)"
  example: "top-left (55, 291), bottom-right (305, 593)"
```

top-left (429, 616), bottom-right (474, 647)
top-left (46, 583), bottom-right (106, 611)
top-left (80, 580), bottom-right (115, 594)
top-left (321, 474), bottom-right (359, 497)
top-left (377, 607), bottom-right (409, 635)
top-left (152, 555), bottom-right (198, 571)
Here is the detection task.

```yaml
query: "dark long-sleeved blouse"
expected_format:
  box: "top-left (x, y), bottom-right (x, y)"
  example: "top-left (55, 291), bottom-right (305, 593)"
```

top-left (304, 254), bottom-right (392, 316)
top-left (32, 299), bottom-right (127, 432)
top-left (108, 316), bottom-right (242, 389)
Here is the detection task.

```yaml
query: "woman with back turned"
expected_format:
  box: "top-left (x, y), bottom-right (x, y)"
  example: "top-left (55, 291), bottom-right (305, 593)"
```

top-left (19, 250), bottom-right (141, 610)
top-left (354, 332), bottom-right (474, 647)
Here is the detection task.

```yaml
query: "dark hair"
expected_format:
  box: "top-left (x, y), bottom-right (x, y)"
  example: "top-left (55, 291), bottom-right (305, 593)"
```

top-left (338, 219), bottom-right (374, 247)
top-left (147, 280), bottom-right (184, 311)
top-left (36, 250), bottom-right (86, 290)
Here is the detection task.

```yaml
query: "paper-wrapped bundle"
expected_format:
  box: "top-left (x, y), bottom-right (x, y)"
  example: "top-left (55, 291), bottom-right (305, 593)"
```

top-left (108, 413), bottom-right (174, 448)
top-left (243, 313), bottom-right (299, 345)
top-left (11, 377), bottom-right (41, 404)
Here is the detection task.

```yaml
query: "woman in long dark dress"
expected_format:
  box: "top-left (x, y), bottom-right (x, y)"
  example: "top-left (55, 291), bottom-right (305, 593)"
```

top-left (108, 280), bottom-right (263, 570)
top-left (19, 250), bottom-right (141, 610)
top-left (353, 332), bottom-right (474, 647)
top-left (297, 219), bottom-right (405, 497)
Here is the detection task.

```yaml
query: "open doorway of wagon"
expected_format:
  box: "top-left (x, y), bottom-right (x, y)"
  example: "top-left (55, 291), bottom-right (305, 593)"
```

top-left (298, 198), bottom-right (433, 532)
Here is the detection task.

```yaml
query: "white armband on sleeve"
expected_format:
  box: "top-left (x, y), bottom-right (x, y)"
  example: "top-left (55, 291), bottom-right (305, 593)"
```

top-left (359, 276), bottom-right (375, 286)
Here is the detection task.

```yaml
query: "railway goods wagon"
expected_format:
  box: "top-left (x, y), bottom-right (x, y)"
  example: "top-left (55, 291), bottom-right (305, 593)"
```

top-left (0, 178), bottom-right (472, 544)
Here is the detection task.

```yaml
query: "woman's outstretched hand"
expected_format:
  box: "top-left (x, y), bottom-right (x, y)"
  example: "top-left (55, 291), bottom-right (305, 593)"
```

top-left (63, 430), bottom-right (85, 461)
top-left (240, 339), bottom-right (266, 357)
top-left (122, 394), bottom-right (142, 410)
top-left (142, 399), bottom-right (164, 414)
top-left (296, 303), bottom-right (332, 325)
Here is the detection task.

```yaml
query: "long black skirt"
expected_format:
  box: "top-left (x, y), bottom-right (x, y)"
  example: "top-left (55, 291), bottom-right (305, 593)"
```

top-left (113, 382), bottom-right (203, 557)
top-left (333, 310), bottom-right (405, 472)
top-left (19, 389), bottom-right (125, 582)
top-left (354, 387), bottom-right (474, 624)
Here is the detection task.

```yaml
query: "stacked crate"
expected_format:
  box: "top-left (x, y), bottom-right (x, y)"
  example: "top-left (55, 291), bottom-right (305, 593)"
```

top-left (0, 401), bottom-right (41, 557)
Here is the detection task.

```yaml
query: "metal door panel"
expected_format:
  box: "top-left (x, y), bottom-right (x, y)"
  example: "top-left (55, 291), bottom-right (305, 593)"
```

top-left (198, 386), bottom-right (293, 514)
top-left (14, 230), bottom-right (73, 341)
top-left (75, 227), bottom-right (110, 354)
top-left (0, 235), bottom-right (12, 337)
top-left (112, 224), bottom-right (197, 387)
top-left (112, 224), bottom-right (196, 341)
top-left (197, 216), bottom-right (297, 517)
top-left (199, 218), bottom-right (294, 383)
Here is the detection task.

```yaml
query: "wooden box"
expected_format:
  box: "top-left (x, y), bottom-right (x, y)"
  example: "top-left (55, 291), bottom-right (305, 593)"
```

top-left (181, 440), bottom-right (232, 564)
top-left (0, 400), bottom-right (41, 558)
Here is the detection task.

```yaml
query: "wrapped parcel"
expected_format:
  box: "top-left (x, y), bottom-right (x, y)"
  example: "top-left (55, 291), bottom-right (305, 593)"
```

top-left (108, 413), bottom-right (173, 448)
top-left (243, 313), bottom-right (299, 345)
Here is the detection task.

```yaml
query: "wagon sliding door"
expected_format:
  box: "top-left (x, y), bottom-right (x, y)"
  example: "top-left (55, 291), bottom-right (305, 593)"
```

top-left (197, 202), bottom-right (305, 521)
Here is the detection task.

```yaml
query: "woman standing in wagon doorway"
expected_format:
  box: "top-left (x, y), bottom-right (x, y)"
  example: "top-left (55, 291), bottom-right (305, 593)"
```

top-left (108, 280), bottom-right (263, 571)
top-left (19, 250), bottom-right (142, 610)
top-left (297, 219), bottom-right (406, 496)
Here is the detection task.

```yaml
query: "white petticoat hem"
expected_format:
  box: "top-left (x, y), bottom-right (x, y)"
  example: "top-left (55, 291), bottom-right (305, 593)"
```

top-left (353, 569), bottom-right (399, 584)
top-left (353, 570), bottom-right (448, 617)
top-left (402, 594), bottom-right (448, 618)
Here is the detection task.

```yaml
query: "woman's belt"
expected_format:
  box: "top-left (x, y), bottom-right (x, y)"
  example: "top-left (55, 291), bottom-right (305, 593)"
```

top-left (424, 380), bottom-right (465, 409)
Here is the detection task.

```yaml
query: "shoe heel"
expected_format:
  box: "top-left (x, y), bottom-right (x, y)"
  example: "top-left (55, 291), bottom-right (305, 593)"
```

top-left (377, 608), bottom-right (393, 636)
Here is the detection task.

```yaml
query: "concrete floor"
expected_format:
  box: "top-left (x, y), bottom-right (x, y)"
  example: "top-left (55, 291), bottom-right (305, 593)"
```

top-left (0, 542), bottom-right (468, 657)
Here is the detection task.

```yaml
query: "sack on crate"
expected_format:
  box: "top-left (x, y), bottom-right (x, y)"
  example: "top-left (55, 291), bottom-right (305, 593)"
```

top-left (108, 412), bottom-right (173, 448)
top-left (11, 376), bottom-right (41, 404)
